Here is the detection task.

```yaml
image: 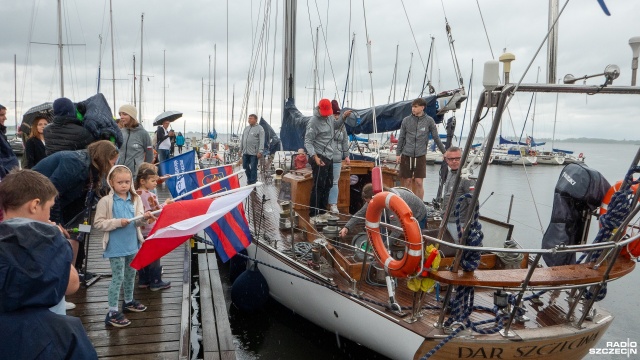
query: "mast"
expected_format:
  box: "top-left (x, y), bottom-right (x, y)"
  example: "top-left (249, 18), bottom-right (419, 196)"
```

top-left (132, 55), bottom-right (136, 106)
top-left (139, 13), bottom-right (144, 123)
top-left (163, 50), bottom-right (166, 111)
top-left (208, 55), bottom-right (211, 133)
top-left (282, 0), bottom-right (297, 106)
top-left (201, 78), bottom-right (204, 140)
top-left (97, 35), bottom-right (102, 93)
top-left (109, 0), bottom-right (116, 114)
top-left (57, 0), bottom-right (64, 96)
top-left (312, 26), bottom-right (319, 106)
top-left (213, 44), bottom-right (217, 132)
top-left (14, 54), bottom-right (17, 134)
top-left (546, 0), bottom-right (559, 84)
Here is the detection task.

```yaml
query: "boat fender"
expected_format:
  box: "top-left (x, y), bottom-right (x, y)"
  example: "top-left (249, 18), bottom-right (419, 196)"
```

top-left (231, 263), bottom-right (269, 312)
top-left (228, 249), bottom-right (249, 283)
top-left (371, 167), bottom-right (383, 194)
top-left (365, 191), bottom-right (423, 278)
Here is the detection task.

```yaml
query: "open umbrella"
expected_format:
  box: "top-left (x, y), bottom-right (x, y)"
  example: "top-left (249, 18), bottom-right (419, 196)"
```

top-left (20, 102), bottom-right (53, 134)
top-left (153, 110), bottom-right (183, 126)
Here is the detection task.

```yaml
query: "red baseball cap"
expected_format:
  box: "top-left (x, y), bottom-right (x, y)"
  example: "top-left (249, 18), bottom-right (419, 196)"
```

top-left (318, 98), bottom-right (333, 117)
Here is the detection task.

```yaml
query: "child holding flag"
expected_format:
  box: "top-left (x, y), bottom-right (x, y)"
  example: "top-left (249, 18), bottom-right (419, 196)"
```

top-left (93, 165), bottom-right (154, 327)
top-left (135, 164), bottom-right (173, 291)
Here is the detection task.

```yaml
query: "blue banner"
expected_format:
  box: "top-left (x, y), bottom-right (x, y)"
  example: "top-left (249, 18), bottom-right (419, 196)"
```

top-left (158, 150), bottom-right (197, 198)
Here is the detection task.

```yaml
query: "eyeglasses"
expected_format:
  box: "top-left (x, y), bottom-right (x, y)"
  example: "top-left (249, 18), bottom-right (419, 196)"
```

top-left (445, 157), bottom-right (461, 162)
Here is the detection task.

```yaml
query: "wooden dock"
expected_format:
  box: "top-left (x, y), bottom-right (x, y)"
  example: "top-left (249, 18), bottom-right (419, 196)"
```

top-left (66, 185), bottom-right (236, 360)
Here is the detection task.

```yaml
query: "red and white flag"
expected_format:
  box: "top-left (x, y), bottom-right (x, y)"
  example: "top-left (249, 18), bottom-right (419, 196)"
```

top-left (130, 187), bottom-right (253, 269)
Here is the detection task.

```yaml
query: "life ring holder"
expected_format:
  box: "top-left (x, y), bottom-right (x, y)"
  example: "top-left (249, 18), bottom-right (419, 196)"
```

top-left (365, 191), bottom-right (423, 278)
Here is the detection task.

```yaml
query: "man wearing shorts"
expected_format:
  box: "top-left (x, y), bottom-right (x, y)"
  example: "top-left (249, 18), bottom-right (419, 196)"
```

top-left (395, 98), bottom-right (445, 200)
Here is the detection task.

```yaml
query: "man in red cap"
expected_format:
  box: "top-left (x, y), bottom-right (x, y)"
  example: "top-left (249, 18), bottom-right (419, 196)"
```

top-left (304, 99), bottom-right (350, 221)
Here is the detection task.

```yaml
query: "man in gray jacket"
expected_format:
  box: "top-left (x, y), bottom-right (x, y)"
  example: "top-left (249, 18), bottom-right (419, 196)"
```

top-left (395, 98), bottom-right (445, 200)
top-left (240, 114), bottom-right (265, 185)
top-left (304, 99), bottom-right (351, 219)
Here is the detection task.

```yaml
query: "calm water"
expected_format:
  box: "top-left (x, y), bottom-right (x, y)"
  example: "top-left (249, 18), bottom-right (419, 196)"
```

top-left (222, 141), bottom-right (640, 360)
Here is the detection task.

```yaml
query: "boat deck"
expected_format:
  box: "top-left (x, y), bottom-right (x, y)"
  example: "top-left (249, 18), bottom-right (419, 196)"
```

top-left (247, 176), bottom-right (596, 339)
top-left (66, 185), bottom-right (236, 359)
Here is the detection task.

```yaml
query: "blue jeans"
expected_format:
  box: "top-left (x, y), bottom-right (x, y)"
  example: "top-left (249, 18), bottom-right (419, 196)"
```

top-left (242, 154), bottom-right (259, 185)
top-left (158, 149), bottom-right (170, 163)
top-left (138, 259), bottom-right (162, 285)
top-left (328, 161), bottom-right (342, 205)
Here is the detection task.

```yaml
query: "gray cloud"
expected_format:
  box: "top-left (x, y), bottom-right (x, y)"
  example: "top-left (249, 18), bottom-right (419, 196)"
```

top-left (1, 0), bottom-right (638, 140)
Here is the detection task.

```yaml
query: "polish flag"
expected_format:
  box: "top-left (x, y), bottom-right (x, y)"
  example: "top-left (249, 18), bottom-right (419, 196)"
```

top-left (130, 187), bottom-right (253, 269)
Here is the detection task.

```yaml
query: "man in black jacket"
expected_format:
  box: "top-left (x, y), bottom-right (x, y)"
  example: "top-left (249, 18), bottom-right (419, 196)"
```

top-left (43, 97), bottom-right (94, 156)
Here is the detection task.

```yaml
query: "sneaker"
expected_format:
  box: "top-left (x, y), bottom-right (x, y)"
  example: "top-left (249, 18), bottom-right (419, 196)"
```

top-left (329, 204), bottom-right (339, 213)
top-left (105, 311), bottom-right (131, 327)
top-left (65, 301), bottom-right (76, 310)
top-left (150, 280), bottom-right (172, 291)
top-left (317, 212), bottom-right (332, 221)
top-left (138, 282), bottom-right (149, 289)
top-left (123, 300), bottom-right (147, 313)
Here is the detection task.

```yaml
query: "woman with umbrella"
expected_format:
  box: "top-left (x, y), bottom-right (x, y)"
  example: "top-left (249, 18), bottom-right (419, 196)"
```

top-left (153, 111), bottom-right (182, 163)
top-left (24, 115), bottom-right (49, 168)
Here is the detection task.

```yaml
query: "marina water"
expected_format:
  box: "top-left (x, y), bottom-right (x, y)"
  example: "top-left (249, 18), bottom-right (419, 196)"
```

top-left (219, 141), bottom-right (639, 360)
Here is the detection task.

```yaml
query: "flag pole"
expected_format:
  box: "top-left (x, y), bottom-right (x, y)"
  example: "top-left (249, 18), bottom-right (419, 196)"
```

top-left (128, 176), bottom-right (259, 222)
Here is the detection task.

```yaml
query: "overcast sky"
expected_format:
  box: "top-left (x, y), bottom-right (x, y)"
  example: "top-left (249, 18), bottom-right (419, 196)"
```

top-left (1, 0), bottom-right (639, 141)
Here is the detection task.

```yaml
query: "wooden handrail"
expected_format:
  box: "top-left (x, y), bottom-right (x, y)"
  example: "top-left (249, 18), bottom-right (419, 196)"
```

top-left (430, 258), bottom-right (635, 287)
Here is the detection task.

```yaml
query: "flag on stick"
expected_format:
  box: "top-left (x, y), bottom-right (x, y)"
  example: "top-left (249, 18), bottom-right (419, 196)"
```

top-left (131, 187), bottom-right (253, 269)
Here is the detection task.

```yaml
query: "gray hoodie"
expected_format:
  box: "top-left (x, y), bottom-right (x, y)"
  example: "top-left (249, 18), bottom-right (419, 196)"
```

top-left (240, 123), bottom-right (265, 156)
top-left (117, 125), bottom-right (153, 177)
top-left (395, 112), bottom-right (445, 157)
top-left (304, 107), bottom-right (334, 159)
top-left (332, 118), bottom-right (350, 162)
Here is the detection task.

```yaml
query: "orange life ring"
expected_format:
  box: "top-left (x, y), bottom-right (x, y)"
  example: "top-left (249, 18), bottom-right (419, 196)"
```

top-left (365, 191), bottom-right (423, 278)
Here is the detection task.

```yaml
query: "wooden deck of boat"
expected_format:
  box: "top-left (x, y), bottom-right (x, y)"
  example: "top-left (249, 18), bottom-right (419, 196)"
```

top-left (66, 185), bottom-right (236, 359)
top-left (248, 176), bottom-right (583, 338)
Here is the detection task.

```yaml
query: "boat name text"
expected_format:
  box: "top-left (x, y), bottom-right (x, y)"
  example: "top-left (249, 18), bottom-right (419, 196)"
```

top-left (457, 331), bottom-right (599, 358)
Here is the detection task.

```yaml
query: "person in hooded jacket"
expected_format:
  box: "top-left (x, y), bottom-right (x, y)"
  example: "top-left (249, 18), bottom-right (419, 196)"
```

top-left (116, 104), bottom-right (153, 178)
top-left (43, 97), bottom-right (94, 156)
top-left (0, 170), bottom-right (97, 359)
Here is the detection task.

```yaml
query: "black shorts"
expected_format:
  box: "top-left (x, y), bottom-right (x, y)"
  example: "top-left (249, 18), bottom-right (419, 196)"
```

top-left (399, 155), bottom-right (426, 178)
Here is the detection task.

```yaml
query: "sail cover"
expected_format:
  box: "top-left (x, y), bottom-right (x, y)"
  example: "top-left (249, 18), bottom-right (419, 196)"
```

top-left (280, 95), bottom-right (440, 151)
top-left (259, 118), bottom-right (281, 154)
top-left (541, 163), bottom-right (610, 266)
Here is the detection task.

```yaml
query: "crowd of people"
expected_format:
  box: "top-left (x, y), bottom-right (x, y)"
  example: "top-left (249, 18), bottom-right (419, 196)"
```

top-left (0, 99), bottom-right (179, 357)
top-left (0, 96), bottom-right (475, 357)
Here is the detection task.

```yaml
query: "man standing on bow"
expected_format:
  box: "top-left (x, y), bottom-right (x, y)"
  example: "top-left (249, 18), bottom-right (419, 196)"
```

top-left (239, 114), bottom-right (264, 185)
top-left (395, 98), bottom-right (445, 200)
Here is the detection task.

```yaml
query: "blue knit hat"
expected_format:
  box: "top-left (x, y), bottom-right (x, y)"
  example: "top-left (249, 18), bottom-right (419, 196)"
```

top-left (53, 97), bottom-right (76, 117)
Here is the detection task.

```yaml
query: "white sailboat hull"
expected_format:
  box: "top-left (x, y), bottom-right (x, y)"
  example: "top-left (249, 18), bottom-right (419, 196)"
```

top-left (250, 242), bottom-right (424, 360)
